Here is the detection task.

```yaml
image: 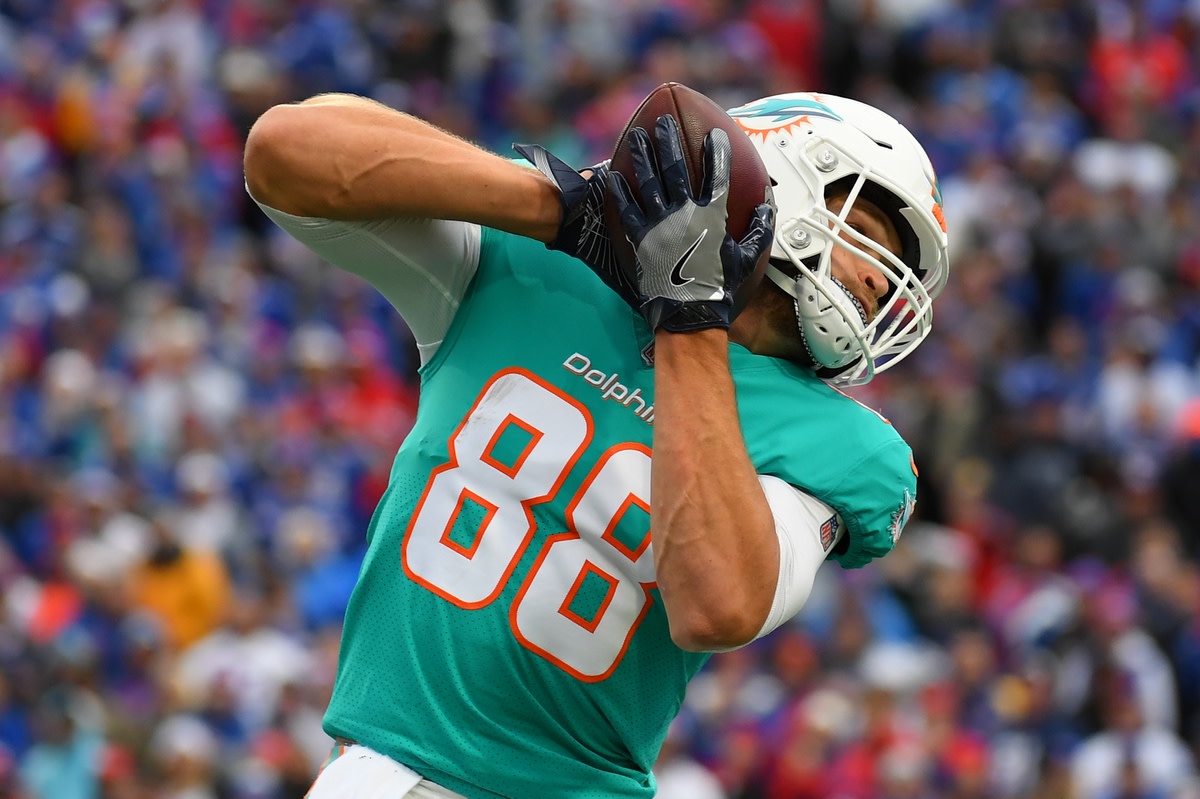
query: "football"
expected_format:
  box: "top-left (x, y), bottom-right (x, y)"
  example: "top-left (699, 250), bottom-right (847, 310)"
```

top-left (605, 82), bottom-right (774, 278)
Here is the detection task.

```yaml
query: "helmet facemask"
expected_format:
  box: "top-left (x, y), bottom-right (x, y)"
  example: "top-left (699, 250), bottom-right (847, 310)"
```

top-left (767, 171), bottom-right (935, 386)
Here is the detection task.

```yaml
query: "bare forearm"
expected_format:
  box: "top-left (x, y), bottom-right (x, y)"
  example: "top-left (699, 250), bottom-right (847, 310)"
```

top-left (651, 329), bottom-right (778, 651)
top-left (243, 93), bottom-right (560, 241)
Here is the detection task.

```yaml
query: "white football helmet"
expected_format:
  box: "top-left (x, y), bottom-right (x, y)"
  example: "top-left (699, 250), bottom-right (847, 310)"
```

top-left (727, 92), bottom-right (950, 386)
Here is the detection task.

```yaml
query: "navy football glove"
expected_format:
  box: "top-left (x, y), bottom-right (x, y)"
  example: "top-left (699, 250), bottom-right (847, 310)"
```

top-left (607, 115), bottom-right (775, 332)
top-left (512, 143), bottom-right (639, 305)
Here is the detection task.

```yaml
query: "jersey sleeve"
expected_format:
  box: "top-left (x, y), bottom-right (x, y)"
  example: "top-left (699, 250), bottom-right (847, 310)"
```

top-left (827, 437), bottom-right (917, 569)
top-left (729, 349), bottom-right (919, 571)
top-left (250, 192), bottom-right (481, 365)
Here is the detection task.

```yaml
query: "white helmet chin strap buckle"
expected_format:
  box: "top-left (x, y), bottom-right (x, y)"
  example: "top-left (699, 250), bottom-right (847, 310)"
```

top-left (766, 263), bottom-right (865, 371)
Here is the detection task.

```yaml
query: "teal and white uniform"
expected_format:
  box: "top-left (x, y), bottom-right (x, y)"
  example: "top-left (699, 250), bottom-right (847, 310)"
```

top-left (259, 204), bottom-right (917, 799)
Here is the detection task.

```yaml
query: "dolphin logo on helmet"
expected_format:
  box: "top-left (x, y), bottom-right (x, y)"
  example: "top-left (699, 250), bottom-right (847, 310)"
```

top-left (729, 97), bottom-right (844, 128)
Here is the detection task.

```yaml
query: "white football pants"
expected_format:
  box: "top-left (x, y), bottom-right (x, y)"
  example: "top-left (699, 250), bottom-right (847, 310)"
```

top-left (305, 743), bottom-right (468, 799)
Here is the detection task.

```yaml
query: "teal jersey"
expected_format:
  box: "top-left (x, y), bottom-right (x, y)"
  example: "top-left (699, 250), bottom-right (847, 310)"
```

top-left (324, 228), bottom-right (917, 798)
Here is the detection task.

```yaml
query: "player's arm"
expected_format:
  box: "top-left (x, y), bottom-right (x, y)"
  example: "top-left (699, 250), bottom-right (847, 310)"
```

top-left (651, 330), bottom-right (780, 650)
top-left (243, 93), bottom-right (560, 239)
top-left (655, 339), bottom-right (846, 651)
top-left (607, 116), bottom-right (778, 650)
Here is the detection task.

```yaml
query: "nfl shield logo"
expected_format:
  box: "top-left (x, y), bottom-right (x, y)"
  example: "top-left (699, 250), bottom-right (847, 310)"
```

top-left (820, 516), bottom-right (839, 552)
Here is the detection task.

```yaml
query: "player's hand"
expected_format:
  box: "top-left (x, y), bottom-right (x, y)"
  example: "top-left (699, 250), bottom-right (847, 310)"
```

top-left (512, 143), bottom-right (639, 306)
top-left (607, 115), bottom-right (775, 333)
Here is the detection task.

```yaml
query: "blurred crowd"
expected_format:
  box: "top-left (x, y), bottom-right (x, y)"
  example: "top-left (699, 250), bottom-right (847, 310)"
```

top-left (0, 0), bottom-right (1199, 797)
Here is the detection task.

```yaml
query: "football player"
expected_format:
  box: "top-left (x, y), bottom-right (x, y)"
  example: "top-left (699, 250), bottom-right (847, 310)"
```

top-left (243, 88), bottom-right (948, 798)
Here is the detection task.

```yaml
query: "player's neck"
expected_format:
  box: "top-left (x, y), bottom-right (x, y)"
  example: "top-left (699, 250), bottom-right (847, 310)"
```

top-left (730, 291), bottom-right (806, 363)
